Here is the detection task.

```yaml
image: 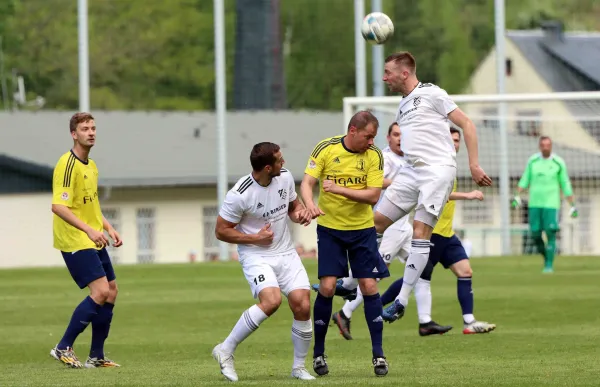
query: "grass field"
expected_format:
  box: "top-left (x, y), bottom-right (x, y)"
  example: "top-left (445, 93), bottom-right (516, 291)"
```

top-left (1, 255), bottom-right (599, 386)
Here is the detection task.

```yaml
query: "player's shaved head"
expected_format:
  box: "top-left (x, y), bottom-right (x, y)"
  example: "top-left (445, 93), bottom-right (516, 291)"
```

top-left (250, 142), bottom-right (281, 171)
top-left (385, 51), bottom-right (416, 74)
top-left (348, 110), bottom-right (379, 132)
top-left (70, 112), bottom-right (94, 132)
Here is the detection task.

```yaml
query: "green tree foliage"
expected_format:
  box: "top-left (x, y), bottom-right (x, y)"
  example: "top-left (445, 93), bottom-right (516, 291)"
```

top-left (0, 0), bottom-right (597, 111)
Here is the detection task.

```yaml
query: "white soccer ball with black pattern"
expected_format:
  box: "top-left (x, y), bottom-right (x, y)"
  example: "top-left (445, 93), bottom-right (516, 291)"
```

top-left (361, 12), bottom-right (394, 45)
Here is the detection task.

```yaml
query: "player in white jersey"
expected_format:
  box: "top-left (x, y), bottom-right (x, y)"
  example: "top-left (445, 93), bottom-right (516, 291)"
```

top-left (374, 51), bottom-right (492, 321)
top-left (212, 142), bottom-right (315, 382)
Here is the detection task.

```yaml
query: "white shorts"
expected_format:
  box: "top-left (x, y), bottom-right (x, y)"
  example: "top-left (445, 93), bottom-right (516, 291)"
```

top-left (384, 164), bottom-right (456, 220)
top-left (379, 218), bottom-right (413, 264)
top-left (239, 250), bottom-right (310, 299)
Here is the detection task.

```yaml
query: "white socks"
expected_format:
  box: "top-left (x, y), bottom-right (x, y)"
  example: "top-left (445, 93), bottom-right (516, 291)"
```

top-left (291, 319), bottom-right (312, 369)
top-left (342, 287), bottom-right (364, 318)
top-left (397, 240), bottom-right (430, 306)
top-left (221, 305), bottom-right (268, 355)
top-left (414, 278), bottom-right (432, 324)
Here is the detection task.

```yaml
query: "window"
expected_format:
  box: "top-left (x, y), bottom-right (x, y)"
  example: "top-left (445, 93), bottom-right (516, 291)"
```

top-left (203, 206), bottom-right (220, 261)
top-left (103, 208), bottom-right (121, 264)
top-left (203, 205), bottom-right (237, 261)
top-left (136, 208), bottom-right (155, 263)
top-left (480, 107), bottom-right (499, 130)
top-left (461, 199), bottom-right (493, 225)
top-left (516, 110), bottom-right (541, 136)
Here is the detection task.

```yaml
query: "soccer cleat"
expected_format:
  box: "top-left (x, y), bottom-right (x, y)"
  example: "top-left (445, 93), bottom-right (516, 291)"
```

top-left (312, 355), bottom-right (329, 376)
top-left (332, 311), bottom-right (352, 340)
top-left (50, 345), bottom-right (83, 369)
top-left (212, 343), bottom-right (239, 382)
top-left (463, 321), bottom-right (496, 334)
top-left (84, 356), bottom-right (121, 368)
top-left (372, 357), bottom-right (388, 376)
top-left (419, 321), bottom-right (453, 336)
top-left (382, 299), bottom-right (405, 323)
top-left (311, 280), bottom-right (357, 301)
top-left (291, 367), bottom-right (316, 380)
top-left (542, 267), bottom-right (554, 274)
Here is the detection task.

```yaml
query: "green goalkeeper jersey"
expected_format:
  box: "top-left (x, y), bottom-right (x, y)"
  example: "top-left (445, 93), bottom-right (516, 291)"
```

top-left (517, 153), bottom-right (573, 209)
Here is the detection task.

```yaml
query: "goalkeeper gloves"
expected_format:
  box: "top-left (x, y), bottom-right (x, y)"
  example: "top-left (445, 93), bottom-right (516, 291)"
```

top-left (511, 195), bottom-right (522, 208)
top-left (570, 206), bottom-right (578, 218)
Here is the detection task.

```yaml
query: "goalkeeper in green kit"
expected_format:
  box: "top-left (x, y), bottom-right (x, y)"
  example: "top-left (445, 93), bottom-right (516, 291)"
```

top-left (512, 136), bottom-right (577, 273)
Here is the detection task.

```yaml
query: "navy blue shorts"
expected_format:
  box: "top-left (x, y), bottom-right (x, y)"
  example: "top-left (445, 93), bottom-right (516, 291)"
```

top-left (316, 225), bottom-right (390, 280)
top-left (61, 248), bottom-right (116, 289)
top-left (429, 234), bottom-right (468, 269)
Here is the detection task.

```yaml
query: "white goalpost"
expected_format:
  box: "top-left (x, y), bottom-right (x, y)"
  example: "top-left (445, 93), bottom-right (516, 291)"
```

top-left (343, 91), bottom-right (600, 257)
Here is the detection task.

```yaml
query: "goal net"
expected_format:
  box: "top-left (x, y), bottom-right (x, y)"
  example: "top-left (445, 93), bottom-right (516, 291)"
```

top-left (343, 92), bottom-right (600, 257)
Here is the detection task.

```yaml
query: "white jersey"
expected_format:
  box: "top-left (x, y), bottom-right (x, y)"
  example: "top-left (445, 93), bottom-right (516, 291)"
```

top-left (219, 169), bottom-right (297, 256)
top-left (394, 82), bottom-right (458, 167)
top-left (375, 147), bottom-right (408, 228)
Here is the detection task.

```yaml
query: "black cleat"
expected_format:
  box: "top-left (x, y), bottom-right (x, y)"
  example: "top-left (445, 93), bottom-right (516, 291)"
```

top-left (313, 355), bottom-right (329, 376)
top-left (373, 357), bottom-right (388, 376)
top-left (332, 310), bottom-right (353, 340)
top-left (419, 320), bottom-right (453, 336)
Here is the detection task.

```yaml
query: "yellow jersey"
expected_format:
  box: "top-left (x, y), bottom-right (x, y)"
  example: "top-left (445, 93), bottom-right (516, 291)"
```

top-left (52, 151), bottom-right (104, 252)
top-left (432, 179), bottom-right (457, 237)
top-left (304, 135), bottom-right (384, 230)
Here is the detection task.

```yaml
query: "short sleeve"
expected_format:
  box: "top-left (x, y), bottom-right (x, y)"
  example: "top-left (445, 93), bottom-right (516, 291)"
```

top-left (286, 171), bottom-right (298, 202)
top-left (219, 191), bottom-right (245, 224)
top-left (304, 140), bottom-right (328, 179)
top-left (367, 147), bottom-right (384, 188)
top-left (52, 157), bottom-right (75, 207)
top-left (431, 88), bottom-right (458, 117)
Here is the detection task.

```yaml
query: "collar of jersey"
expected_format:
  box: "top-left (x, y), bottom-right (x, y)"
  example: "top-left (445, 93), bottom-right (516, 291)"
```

top-left (403, 82), bottom-right (421, 98)
top-left (70, 149), bottom-right (89, 165)
top-left (341, 136), bottom-right (359, 154)
top-left (536, 152), bottom-right (554, 160)
top-left (250, 172), bottom-right (272, 188)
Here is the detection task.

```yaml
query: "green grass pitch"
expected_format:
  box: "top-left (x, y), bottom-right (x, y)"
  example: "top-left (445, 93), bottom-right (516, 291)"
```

top-left (1, 256), bottom-right (599, 386)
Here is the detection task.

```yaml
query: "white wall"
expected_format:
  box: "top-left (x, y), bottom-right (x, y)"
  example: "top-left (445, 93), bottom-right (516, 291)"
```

top-left (0, 193), bottom-right (61, 268)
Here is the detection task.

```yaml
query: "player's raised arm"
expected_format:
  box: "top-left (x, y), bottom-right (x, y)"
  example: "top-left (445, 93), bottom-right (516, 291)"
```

top-left (448, 108), bottom-right (492, 187)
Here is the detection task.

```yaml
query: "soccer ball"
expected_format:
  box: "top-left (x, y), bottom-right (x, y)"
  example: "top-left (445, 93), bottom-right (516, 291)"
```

top-left (361, 12), bottom-right (394, 45)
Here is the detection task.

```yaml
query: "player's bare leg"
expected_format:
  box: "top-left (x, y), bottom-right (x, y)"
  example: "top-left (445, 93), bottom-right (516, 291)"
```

top-left (449, 260), bottom-right (496, 334)
top-left (383, 218), bottom-right (434, 322)
top-left (312, 276), bottom-right (336, 376)
top-left (287, 289), bottom-right (315, 380)
top-left (213, 287), bottom-right (279, 382)
top-left (85, 279), bottom-right (120, 368)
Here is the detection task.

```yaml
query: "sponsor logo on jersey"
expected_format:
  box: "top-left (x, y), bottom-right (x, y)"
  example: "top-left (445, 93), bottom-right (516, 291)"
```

top-left (309, 159), bottom-right (317, 169)
top-left (325, 175), bottom-right (367, 186)
top-left (262, 203), bottom-right (288, 218)
top-left (413, 96), bottom-right (421, 107)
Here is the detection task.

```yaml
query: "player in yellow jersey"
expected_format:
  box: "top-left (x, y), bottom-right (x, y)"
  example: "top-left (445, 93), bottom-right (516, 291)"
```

top-left (381, 127), bottom-right (496, 334)
top-left (301, 111), bottom-right (389, 377)
top-left (49, 113), bottom-right (123, 369)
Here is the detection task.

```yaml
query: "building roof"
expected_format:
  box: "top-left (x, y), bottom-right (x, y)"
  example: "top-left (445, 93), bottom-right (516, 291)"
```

top-left (507, 28), bottom-right (600, 92)
top-left (0, 111), bottom-right (342, 187)
top-left (2, 111), bottom-right (600, 188)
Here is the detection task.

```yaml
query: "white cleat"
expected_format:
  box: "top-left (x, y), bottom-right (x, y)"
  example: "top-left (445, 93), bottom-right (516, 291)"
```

top-left (463, 321), bottom-right (496, 334)
top-left (291, 367), bottom-right (316, 380)
top-left (212, 344), bottom-right (238, 382)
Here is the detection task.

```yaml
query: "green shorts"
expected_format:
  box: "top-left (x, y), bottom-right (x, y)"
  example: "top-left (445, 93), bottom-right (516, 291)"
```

top-left (529, 207), bottom-right (559, 232)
